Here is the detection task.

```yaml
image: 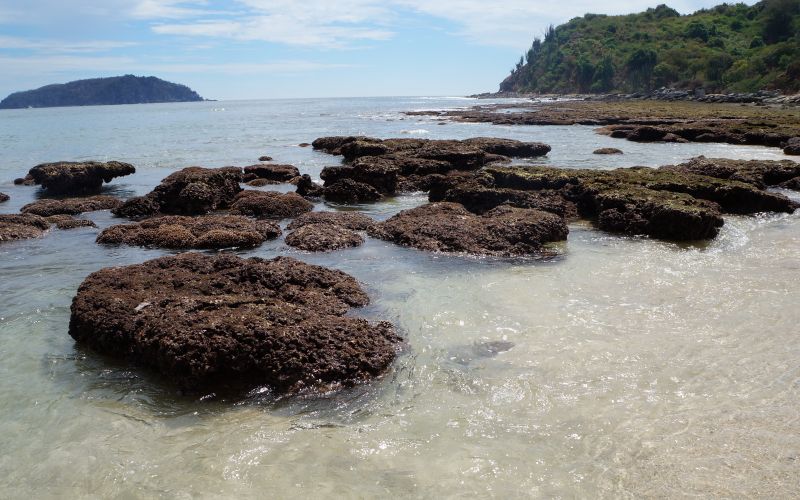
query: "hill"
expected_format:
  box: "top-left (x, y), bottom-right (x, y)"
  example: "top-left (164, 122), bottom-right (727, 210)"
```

top-left (0, 75), bottom-right (204, 109)
top-left (500, 0), bottom-right (800, 94)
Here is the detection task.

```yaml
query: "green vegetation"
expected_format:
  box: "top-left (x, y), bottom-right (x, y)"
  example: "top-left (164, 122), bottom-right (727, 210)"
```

top-left (501, 1), bottom-right (800, 94)
top-left (0, 75), bottom-right (204, 109)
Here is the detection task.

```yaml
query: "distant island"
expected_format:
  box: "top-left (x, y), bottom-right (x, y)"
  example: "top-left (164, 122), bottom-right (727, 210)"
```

top-left (0, 75), bottom-right (205, 109)
top-left (500, 1), bottom-right (800, 95)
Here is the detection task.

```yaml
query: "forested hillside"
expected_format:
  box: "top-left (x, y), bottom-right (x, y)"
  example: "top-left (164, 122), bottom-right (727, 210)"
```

top-left (501, 1), bottom-right (800, 94)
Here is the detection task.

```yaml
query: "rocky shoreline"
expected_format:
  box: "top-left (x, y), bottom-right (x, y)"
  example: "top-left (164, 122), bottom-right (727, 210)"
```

top-left (470, 89), bottom-right (800, 106)
top-left (3, 122), bottom-right (800, 398)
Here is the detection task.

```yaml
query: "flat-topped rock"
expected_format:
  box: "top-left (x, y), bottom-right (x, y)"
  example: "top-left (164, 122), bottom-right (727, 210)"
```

top-left (114, 166), bottom-right (243, 218)
top-left (286, 211), bottom-right (376, 231)
top-left (21, 195), bottom-right (122, 216)
top-left (0, 214), bottom-right (50, 243)
top-left (68, 253), bottom-right (400, 394)
top-left (229, 190), bottom-right (313, 219)
top-left (368, 202), bottom-right (568, 257)
top-left (593, 148), bottom-right (623, 155)
top-left (24, 161), bottom-right (135, 194)
top-left (243, 164), bottom-right (300, 183)
top-left (97, 215), bottom-right (281, 249)
top-left (46, 215), bottom-right (97, 230)
top-left (663, 156), bottom-right (800, 190)
top-left (286, 224), bottom-right (365, 252)
top-left (322, 179), bottom-right (383, 203)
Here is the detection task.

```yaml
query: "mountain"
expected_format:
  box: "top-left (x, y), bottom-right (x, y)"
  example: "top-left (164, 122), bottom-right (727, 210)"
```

top-left (0, 75), bottom-right (204, 109)
top-left (500, 0), bottom-right (800, 94)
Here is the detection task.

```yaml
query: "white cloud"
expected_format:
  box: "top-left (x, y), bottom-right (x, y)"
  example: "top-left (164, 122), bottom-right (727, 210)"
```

top-left (0, 35), bottom-right (138, 53)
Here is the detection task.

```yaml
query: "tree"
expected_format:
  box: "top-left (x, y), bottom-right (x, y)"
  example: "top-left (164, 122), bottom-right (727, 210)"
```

top-left (762, 0), bottom-right (800, 44)
top-left (626, 49), bottom-right (658, 90)
top-left (592, 56), bottom-right (615, 92)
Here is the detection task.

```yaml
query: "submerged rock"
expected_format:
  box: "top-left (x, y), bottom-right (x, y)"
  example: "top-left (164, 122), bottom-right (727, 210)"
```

top-left (369, 202), bottom-right (568, 257)
top-left (258, 155), bottom-right (273, 162)
top-left (98, 215), bottom-right (281, 249)
top-left (285, 224), bottom-right (364, 252)
top-left (0, 193), bottom-right (8, 203)
top-left (46, 215), bottom-right (97, 230)
top-left (0, 213), bottom-right (50, 242)
top-left (593, 148), bottom-right (623, 155)
top-left (114, 166), bottom-right (243, 218)
top-left (322, 179), bottom-right (383, 203)
top-left (68, 253), bottom-right (400, 394)
top-left (296, 174), bottom-right (325, 198)
top-left (246, 178), bottom-right (274, 187)
top-left (24, 161), bottom-right (135, 194)
top-left (229, 190), bottom-right (313, 219)
top-left (21, 195), bottom-right (122, 216)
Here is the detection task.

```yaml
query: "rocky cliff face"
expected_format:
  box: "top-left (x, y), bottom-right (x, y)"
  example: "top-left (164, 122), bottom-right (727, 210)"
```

top-left (0, 75), bottom-right (204, 109)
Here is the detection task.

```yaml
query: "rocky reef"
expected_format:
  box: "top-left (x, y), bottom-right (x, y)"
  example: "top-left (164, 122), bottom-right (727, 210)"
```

top-left (68, 253), bottom-right (400, 394)
top-left (21, 195), bottom-right (122, 216)
top-left (369, 202), bottom-right (568, 256)
top-left (242, 164), bottom-right (300, 184)
top-left (229, 190), bottom-right (313, 219)
top-left (18, 161), bottom-right (135, 195)
top-left (284, 211), bottom-right (376, 252)
top-left (0, 214), bottom-right (51, 242)
top-left (114, 167), bottom-right (242, 218)
top-left (308, 136), bottom-right (551, 202)
top-left (97, 215), bottom-right (281, 249)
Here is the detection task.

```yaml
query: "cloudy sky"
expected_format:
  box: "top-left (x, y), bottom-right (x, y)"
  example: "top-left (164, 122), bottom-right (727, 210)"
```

top-left (0, 0), bottom-right (750, 100)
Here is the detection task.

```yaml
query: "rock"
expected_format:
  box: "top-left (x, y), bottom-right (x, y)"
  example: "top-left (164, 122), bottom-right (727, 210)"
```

top-left (286, 211), bottom-right (376, 231)
top-left (664, 157), bottom-right (800, 190)
top-left (626, 126), bottom-right (667, 142)
top-left (243, 164), bottom-right (300, 182)
top-left (0, 214), bottom-right (50, 242)
top-left (0, 193), bottom-right (8, 203)
top-left (462, 137), bottom-right (551, 157)
top-left (286, 224), bottom-right (364, 252)
top-left (321, 159), bottom-right (399, 194)
top-left (25, 161), bottom-right (135, 194)
top-left (246, 178), bottom-right (276, 187)
top-left (14, 177), bottom-right (34, 186)
top-left (97, 215), bottom-right (280, 249)
top-left (322, 179), bottom-right (382, 203)
top-left (779, 177), bottom-right (800, 190)
top-left (46, 215), bottom-right (97, 230)
top-left (368, 202), bottom-right (568, 257)
top-left (20, 195), bottom-right (122, 216)
top-left (296, 174), bottom-right (325, 198)
top-left (229, 190), bottom-right (313, 219)
top-left (783, 137), bottom-right (800, 155)
top-left (113, 166), bottom-right (243, 218)
top-left (298, 142), bottom-right (311, 147)
top-left (258, 156), bottom-right (273, 162)
top-left (68, 253), bottom-right (400, 394)
top-left (593, 148), bottom-right (623, 155)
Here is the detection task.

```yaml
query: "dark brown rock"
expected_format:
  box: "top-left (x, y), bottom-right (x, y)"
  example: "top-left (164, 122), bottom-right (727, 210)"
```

top-left (323, 179), bottom-right (382, 203)
top-left (296, 174), bottom-right (325, 198)
top-left (779, 177), bottom-right (800, 190)
top-left (593, 148), bottom-right (623, 155)
top-left (286, 211), bottom-right (376, 231)
top-left (229, 190), bottom-right (313, 219)
top-left (68, 253), bottom-right (400, 394)
top-left (784, 137), bottom-right (800, 155)
top-left (298, 142), bottom-right (311, 148)
top-left (369, 202), bottom-right (568, 257)
top-left (243, 164), bottom-right (300, 182)
top-left (46, 215), bottom-right (97, 230)
top-left (113, 167), bottom-right (243, 218)
top-left (664, 157), bottom-right (800, 190)
top-left (286, 224), bottom-right (364, 252)
top-left (0, 192), bottom-right (8, 203)
top-left (246, 178), bottom-right (276, 187)
top-left (0, 214), bottom-right (50, 242)
top-left (258, 156), bottom-right (273, 162)
top-left (97, 215), bottom-right (281, 249)
top-left (21, 195), bottom-right (122, 216)
top-left (26, 161), bottom-right (135, 194)
top-left (14, 176), bottom-right (34, 186)
top-left (462, 137), bottom-right (551, 157)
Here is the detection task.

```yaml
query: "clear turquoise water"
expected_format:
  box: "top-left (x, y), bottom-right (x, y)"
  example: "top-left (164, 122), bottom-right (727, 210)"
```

top-left (0, 98), bottom-right (798, 498)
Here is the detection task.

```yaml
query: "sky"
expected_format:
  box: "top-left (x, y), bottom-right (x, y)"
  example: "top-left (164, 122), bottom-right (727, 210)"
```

top-left (0, 0), bottom-right (753, 100)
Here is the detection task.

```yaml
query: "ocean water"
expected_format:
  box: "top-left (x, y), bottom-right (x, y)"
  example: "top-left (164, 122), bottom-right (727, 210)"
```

top-left (0, 97), bottom-right (798, 498)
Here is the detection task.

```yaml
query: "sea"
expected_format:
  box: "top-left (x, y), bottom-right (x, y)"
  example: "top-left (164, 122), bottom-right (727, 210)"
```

top-left (0, 97), bottom-right (798, 498)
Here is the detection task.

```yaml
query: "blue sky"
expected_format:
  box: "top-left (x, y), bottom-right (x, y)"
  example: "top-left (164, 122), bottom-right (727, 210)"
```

top-left (0, 0), bottom-right (752, 100)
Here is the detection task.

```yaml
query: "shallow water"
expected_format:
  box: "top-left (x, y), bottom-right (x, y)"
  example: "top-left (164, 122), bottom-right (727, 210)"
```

top-left (0, 97), bottom-right (798, 498)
